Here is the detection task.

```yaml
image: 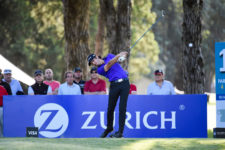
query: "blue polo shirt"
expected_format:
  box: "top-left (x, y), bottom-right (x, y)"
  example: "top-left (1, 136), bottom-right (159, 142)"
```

top-left (147, 80), bottom-right (176, 95)
top-left (97, 54), bottom-right (128, 82)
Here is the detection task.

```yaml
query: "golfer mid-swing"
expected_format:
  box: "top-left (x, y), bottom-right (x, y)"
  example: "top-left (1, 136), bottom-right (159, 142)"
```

top-left (87, 51), bottom-right (130, 138)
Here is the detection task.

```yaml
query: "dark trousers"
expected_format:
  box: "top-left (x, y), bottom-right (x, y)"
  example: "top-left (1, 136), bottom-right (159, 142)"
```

top-left (106, 80), bottom-right (130, 133)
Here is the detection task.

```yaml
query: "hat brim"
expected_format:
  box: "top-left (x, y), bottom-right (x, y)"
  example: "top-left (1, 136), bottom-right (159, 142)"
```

top-left (87, 54), bottom-right (96, 66)
top-left (35, 73), bottom-right (42, 76)
top-left (88, 58), bottom-right (94, 66)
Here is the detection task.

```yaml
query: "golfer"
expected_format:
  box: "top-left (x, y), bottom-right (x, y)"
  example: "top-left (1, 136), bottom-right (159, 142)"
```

top-left (87, 52), bottom-right (130, 138)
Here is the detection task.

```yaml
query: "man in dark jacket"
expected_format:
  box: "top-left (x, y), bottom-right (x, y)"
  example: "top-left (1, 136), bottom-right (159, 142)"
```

top-left (28, 70), bottom-right (52, 95)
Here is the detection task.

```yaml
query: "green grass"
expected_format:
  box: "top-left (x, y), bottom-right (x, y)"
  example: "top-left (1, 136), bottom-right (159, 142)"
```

top-left (1, 138), bottom-right (225, 150)
top-left (208, 129), bottom-right (213, 138)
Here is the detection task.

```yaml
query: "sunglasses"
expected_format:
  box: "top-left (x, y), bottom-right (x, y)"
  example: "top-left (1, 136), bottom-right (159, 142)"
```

top-left (35, 74), bottom-right (42, 77)
top-left (155, 73), bottom-right (163, 76)
top-left (91, 71), bottom-right (97, 74)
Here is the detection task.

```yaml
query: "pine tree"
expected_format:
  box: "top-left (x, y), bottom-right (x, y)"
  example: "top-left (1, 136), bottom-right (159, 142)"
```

top-left (63, 0), bottom-right (90, 78)
top-left (182, 0), bottom-right (204, 94)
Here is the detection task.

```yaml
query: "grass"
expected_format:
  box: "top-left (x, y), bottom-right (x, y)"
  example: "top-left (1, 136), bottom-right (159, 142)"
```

top-left (208, 129), bottom-right (213, 138)
top-left (0, 103), bottom-right (218, 149)
top-left (1, 138), bottom-right (225, 150)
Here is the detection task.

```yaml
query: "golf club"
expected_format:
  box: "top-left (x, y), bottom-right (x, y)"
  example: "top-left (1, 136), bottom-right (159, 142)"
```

top-left (129, 10), bottom-right (165, 51)
top-left (118, 10), bottom-right (165, 62)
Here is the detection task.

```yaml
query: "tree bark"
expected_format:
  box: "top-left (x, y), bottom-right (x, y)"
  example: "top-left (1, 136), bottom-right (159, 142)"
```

top-left (204, 70), bottom-right (214, 92)
top-left (101, 0), bottom-right (131, 70)
top-left (95, 0), bottom-right (106, 57)
top-left (182, 0), bottom-right (204, 94)
top-left (63, 0), bottom-right (90, 79)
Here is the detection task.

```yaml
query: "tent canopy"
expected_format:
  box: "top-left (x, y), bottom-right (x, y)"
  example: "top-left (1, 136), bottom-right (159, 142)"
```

top-left (0, 55), bottom-right (35, 86)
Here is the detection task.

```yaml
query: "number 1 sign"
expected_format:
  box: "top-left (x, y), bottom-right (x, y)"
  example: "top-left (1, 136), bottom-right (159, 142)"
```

top-left (220, 49), bottom-right (225, 72)
top-left (215, 42), bottom-right (225, 128)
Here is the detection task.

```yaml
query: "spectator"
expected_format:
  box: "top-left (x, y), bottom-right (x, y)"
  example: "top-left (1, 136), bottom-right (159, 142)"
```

top-left (3, 69), bottom-right (23, 95)
top-left (147, 69), bottom-right (176, 95)
top-left (129, 83), bottom-right (137, 94)
top-left (58, 71), bottom-right (81, 95)
top-left (44, 68), bottom-right (60, 95)
top-left (28, 70), bottom-right (52, 95)
top-left (125, 71), bottom-right (137, 95)
top-left (0, 85), bottom-right (8, 137)
top-left (73, 67), bottom-right (86, 94)
top-left (0, 69), bottom-right (12, 95)
top-left (84, 67), bottom-right (106, 95)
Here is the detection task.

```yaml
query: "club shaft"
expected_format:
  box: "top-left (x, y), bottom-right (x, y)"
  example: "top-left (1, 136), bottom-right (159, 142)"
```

top-left (129, 15), bottom-right (164, 51)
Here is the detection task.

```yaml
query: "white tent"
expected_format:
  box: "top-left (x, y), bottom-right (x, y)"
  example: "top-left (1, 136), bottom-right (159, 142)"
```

top-left (0, 54), bottom-right (35, 86)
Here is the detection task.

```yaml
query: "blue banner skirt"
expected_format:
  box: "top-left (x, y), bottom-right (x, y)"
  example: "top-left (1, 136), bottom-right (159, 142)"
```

top-left (3, 95), bottom-right (207, 138)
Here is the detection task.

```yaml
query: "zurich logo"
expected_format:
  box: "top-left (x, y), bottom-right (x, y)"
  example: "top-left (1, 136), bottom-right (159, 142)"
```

top-left (34, 103), bottom-right (69, 138)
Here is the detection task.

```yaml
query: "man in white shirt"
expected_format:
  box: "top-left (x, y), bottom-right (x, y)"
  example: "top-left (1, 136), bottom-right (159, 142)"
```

top-left (3, 69), bottom-right (24, 95)
top-left (58, 71), bottom-right (81, 95)
top-left (147, 69), bottom-right (176, 95)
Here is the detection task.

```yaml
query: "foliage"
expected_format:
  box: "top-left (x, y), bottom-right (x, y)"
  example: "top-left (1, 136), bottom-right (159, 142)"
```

top-left (0, 0), bottom-right (64, 81)
top-left (201, 0), bottom-right (225, 91)
top-left (152, 0), bottom-right (225, 92)
top-left (1, 0), bottom-right (224, 89)
top-left (0, 0), bottom-right (36, 71)
top-left (88, 0), bottom-right (160, 82)
top-left (128, 0), bottom-right (160, 82)
top-left (89, 0), bottom-right (99, 53)
top-left (29, 0), bottom-right (64, 80)
top-left (151, 0), bottom-right (183, 88)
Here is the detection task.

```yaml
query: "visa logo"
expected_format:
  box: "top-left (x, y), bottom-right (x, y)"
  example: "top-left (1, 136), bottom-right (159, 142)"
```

top-left (28, 131), bottom-right (38, 135)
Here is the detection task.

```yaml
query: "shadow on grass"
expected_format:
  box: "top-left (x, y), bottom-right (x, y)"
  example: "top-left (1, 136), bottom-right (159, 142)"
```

top-left (151, 139), bottom-right (223, 150)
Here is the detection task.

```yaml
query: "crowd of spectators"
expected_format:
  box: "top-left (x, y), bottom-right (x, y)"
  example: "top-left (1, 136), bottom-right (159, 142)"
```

top-left (0, 67), bottom-right (176, 137)
top-left (0, 67), bottom-right (137, 96)
top-left (0, 67), bottom-right (177, 97)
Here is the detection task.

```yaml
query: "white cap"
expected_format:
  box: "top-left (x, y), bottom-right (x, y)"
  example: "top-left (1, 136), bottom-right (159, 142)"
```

top-left (4, 69), bottom-right (12, 74)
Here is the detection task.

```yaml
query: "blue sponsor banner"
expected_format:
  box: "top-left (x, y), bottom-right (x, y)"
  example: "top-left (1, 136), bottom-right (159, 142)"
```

top-left (3, 95), bottom-right (207, 138)
top-left (215, 42), bottom-right (225, 100)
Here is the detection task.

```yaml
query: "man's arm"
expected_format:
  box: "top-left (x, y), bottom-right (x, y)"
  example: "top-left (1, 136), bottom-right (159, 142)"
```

top-left (147, 84), bottom-right (152, 95)
top-left (75, 85), bottom-right (82, 95)
top-left (58, 86), bottom-right (62, 95)
top-left (170, 82), bottom-right (176, 95)
top-left (104, 51), bottom-right (128, 72)
top-left (28, 86), bottom-right (34, 95)
top-left (47, 86), bottom-right (52, 95)
top-left (53, 88), bottom-right (59, 95)
top-left (17, 81), bottom-right (23, 92)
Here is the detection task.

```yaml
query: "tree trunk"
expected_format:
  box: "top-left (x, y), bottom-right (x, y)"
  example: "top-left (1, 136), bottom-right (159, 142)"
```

top-left (204, 70), bottom-right (214, 92)
top-left (182, 0), bottom-right (204, 94)
top-left (101, 0), bottom-right (131, 70)
top-left (95, 0), bottom-right (106, 57)
top-left (63, 0), bottom-right (90, 79)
